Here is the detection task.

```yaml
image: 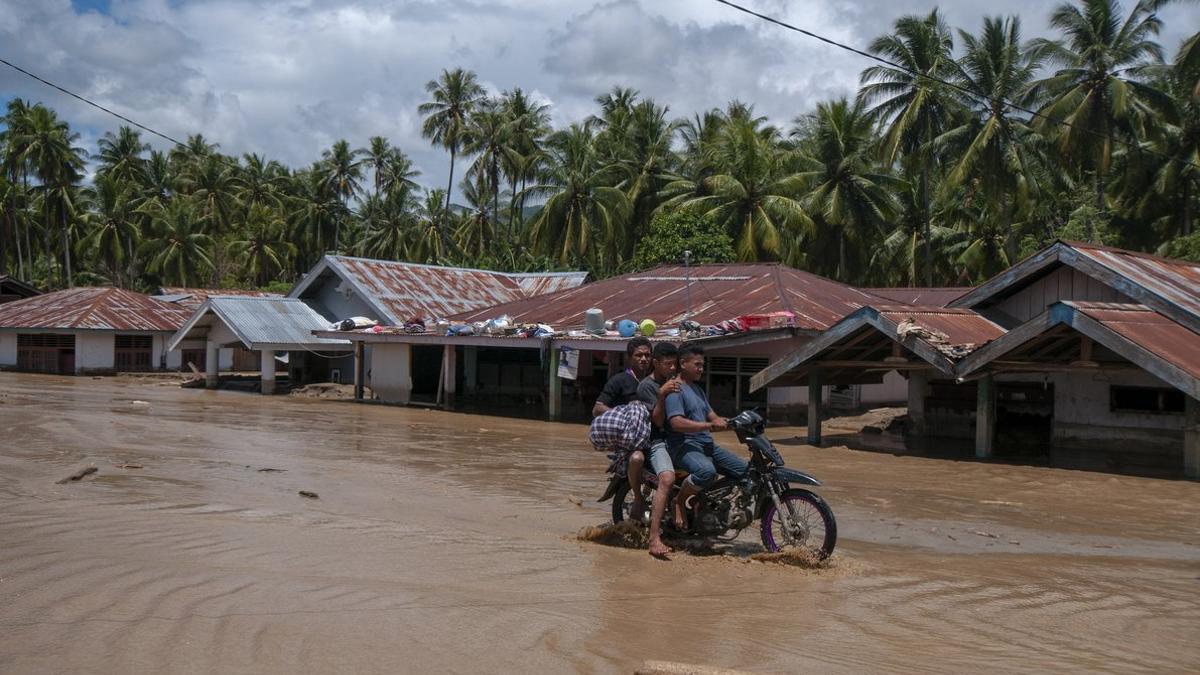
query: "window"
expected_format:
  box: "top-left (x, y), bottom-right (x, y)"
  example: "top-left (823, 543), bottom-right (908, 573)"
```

top-left (1110, 385), bottom-right (1185, 414)
top-left (706, 355), bottom-right (769, 412)
top-left (17, 333), bottom-right (75, 373)
top-left (114, 334), bottom-right (154, 372)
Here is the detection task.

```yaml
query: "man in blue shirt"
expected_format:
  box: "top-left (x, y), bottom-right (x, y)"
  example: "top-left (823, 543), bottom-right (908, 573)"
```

top-left (664, 343), bottom-right (748, 528)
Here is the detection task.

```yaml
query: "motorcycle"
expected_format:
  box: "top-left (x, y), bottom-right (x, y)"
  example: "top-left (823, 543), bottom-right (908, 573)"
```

top-left (598, 410), bottom-right (837, 558)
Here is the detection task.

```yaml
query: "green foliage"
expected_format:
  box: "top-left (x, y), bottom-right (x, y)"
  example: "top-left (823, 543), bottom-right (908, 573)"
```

top-left (0, 2), bottom-right (1197, 294)
top-left (1159, 232), bottom-right (1200, 262)
top-left (630, 210), bottom-right (734, 271)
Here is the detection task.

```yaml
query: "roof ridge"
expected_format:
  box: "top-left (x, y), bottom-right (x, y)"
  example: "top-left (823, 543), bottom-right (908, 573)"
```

top-left (327, 253), bottom-right (585, 279)
top-left (1061, 239), bottom-right (1200, 268)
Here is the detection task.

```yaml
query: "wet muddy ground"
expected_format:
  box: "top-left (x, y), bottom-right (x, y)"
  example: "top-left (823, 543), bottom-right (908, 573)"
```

top-left (1, 373), bottom-right (1197, 673)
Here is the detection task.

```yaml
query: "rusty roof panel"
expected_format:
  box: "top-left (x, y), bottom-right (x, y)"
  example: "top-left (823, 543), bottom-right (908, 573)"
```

top-left (453, 263), bottom-right (882, 331)
top-left (0, 287), bottom-right (191, 331)
top-left (877, 305), bottom-right (1008, 350)
top-left (1070, 243), bottom-right (1200, 326)
top-left (324, 256), bottom-right (587, 323)
top-left (158, 287), bottom-right (282, 310)
top-left (865, 287), bottom-right (972, 307)
top-left (1069, 302), bottom-right (1200, 379)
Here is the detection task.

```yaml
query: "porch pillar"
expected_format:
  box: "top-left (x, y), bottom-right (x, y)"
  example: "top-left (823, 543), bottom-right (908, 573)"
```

top-left (807, 368), bottom-right (823, 446)
top-left (1185, 396), bottom-right (1199, 480)
top-left (353, 341), bottom-right (365, 401)
top-left (975, 373), bottom-right (996, 459)
top-left (442, 344), bottom-right (457, 408)
top-left (463, 347), bottom-right (478, 394)
top-left (908, 370), bottom-right (929, 436)
top-left (549, 346), bottom-right (562, 422)
top-left (205, 340), bottom-right (219, 389)
top-left (260, 349), bottom-right (276, 395)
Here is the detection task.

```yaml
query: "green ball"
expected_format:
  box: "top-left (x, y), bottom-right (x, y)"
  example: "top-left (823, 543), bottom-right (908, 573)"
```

top-left (639, 319), bottom-right (657, 337)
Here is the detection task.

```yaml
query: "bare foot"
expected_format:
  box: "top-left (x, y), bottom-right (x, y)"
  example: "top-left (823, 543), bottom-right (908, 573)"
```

top-left (648, 538), bottom-right (672, 559)
top-left (672, 499), bottom-right (687, 529)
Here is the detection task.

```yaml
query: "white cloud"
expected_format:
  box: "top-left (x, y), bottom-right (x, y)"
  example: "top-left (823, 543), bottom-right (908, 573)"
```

top-left (1, 0), bottom-right (1196, 190)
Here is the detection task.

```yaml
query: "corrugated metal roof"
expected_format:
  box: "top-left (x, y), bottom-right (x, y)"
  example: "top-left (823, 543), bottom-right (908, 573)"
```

top-left (0, 287), bottom-right (190, 331)
top-left (0, 276), bottom-right (42, 302)
top-left (168, 296), bottom-right (352, 351)
top-left (292, 256), bottom-right (587, 324)
top-left (453, 263), bottom-right (882, 331)
top-left (865, 287), bottom-right (972, 307)
top-left (875, 305), bottom-right (1009, 350)
top-left (1069, 242), bottom-right (1200, 328)
top-left (1069, 302), bottom-right (1200, 380)
top-left (158, 287), bottom-right (282, 310)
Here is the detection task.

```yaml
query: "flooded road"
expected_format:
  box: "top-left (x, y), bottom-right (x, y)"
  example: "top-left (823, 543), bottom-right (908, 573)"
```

top-left (1, 373), bottom-right (1197, 673)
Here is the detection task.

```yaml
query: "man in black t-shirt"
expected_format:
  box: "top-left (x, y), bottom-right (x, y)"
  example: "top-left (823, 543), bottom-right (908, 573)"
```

top-left (593, 336), bottom-right (653, 520)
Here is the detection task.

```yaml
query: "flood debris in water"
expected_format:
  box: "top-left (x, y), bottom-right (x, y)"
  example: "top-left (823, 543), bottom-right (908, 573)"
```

top-left (258, 467), bottom-right (287, 473)
top-left (56, 466), bottom-right (98, 484)
top-left (635, 659), bottom-right (753, 675)
top-left (298, 490), bottom-right (319, 499)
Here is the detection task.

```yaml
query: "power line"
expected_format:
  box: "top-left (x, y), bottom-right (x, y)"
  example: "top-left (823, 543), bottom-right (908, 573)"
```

top-left (711, 0), bottom-right (1200, 172)
top-left (0, 57), bottom-right (186, 148)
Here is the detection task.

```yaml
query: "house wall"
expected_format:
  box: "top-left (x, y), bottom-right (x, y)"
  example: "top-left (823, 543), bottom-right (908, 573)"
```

top-left (76, 332), bottom-right (115, 373)
top-left (369, 343), bottom-right (411, 403)
top-left (310, 277), bottom-right (379, 323)
top-left (1050, 370), bottom-right (1187, 450)
top-left (991, 267), bottom-right (1132, 325)
top-left (0, 332), bottom-right (14, 367)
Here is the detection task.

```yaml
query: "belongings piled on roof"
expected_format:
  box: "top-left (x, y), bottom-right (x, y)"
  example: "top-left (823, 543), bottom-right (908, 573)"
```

top-left (332, 308), bottom-right (796, 341)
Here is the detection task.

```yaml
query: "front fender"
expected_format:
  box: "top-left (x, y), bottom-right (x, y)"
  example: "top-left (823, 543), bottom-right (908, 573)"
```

top-left (597, 475), bottom-right (623, 503)
top-left (773, 467), bottom-right (821, 486)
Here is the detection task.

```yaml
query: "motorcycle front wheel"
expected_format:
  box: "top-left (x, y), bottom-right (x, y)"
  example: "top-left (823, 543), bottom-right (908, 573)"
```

top-left (760, 489), bottom-right (837, 559)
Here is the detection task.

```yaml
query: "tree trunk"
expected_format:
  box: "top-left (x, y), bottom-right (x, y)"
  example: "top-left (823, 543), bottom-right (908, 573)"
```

top-left (14, 211), bottom-right (24, 279)
top-left (62, 212), bottom-right (73, 288)
top-left (1182, 179), bottom-right (1193, 237)
top-left (1003, 194), bottom-right (1015, 263)
top-left (1090, 170), bottom-right (1102, 243)
top-left (838, 228), bottom-right (846, 282)
top-left (922, 158), bottom-right (932, 286)
top-left (0, 209), bottom-right (9, 277)
top-left (441, 146), bottom-right (457, 259)
top-left (492, 159), bottom-right (500, 238)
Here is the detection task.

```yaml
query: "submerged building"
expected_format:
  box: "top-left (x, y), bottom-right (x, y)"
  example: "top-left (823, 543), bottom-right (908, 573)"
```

top-left (754, 241), bottom-right (1200, 478)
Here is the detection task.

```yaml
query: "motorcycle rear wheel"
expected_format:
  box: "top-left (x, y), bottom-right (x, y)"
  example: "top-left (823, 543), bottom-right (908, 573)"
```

top-left (760, 489), bottom-right (837, 559)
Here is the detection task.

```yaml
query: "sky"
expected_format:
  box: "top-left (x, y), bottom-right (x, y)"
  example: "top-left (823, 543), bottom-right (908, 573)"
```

top-left (1, 0), bottom-right (1197, 189)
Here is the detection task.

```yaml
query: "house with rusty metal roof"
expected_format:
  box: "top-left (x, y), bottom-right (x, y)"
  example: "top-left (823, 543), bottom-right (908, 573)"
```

top-left (0, 287), bottom-right (192, 375)
top-left (155, 287), bottom-right (283, 311)
top-left (0, 276), bottom-right (41, 305)
top-left (313, 262), bottom-right (915, 422)
top-left (753, 241), bottom-right (1200, 478)
top-left (288, 254), bottom-right (588, 325)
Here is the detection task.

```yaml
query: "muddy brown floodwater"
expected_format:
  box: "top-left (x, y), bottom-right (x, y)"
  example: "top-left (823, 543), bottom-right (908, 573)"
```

top-left (1, 373), bottom-right (1198, 674)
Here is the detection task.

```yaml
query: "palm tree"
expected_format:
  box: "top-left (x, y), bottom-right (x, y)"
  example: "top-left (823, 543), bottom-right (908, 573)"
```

top-left (455, 174), bottom-right (499, 258)
top-left (320, 139), bottom-right (364, 251)
top-left (525, 124), bottom-right (631, 269)
top-left (500, 88), bottom-right (551, 239)
top-left (94, 126), bottom-right (149, 185)
top-left (796, 98), bottom-right (903, 282)
top-left (378, 148), bottom-right (421, 199)
top-left (227, 203), bottom-right (295, 287)
top-left (80, 174), bottom-right (138, 287)
top-left (22, 104), bottom-right (85, 287)
top-left (179, 155), bottom-right (237, 235)
top-left (660, 117), bottom-right (811, 262)
top-left (138, 199), bottom-right (213, 287)
top-left (860, 8), bottom-right (962, 284)
top-left (363, 185), bottom-right (419, 260)
top-left (464, 99), bottom-right (513, 231)
top-left (612, 99), bottom-right (678, 262)
top-left (237, 153), bottom-right (287, 211)
top-left (1026, 0), bottom-right (1169, 235)
top-left (360, 136), bottom-right (393, 198)
top-left (412, 188), bottom-right (452, 263)
top-left (419, 68), bottom-right (485, 257)
top-left (290, 165), bottom-right (339, 267)
top-left (941, 16), bottom-right (1045, 259)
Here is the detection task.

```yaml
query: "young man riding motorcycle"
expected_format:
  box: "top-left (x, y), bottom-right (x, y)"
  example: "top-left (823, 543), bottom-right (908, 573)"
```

top-left (664, 343), bottom-right (748, 528)
top-left (634, 342), bottom-right (681, 559)
top-left (593, 336), bottom-right (654, 520)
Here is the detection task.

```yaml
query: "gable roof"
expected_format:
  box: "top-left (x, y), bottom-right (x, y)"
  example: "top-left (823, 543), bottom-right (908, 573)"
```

top-left (750, 305), bottom-right (1007, 390)
top-left (950, 241), bottom-right (1200, 334)
top-left (0, 275), bottom-right (41, 302)
top-left (288, 255), bottom-right (588, 324)
top-left (452, 262), bottom-right (883, 331)
top-left (865, 287), bottom-right (972, 307)
top-left (957, 302), bottom-right (1200, 399)
top-left (0, 287), bottom-right (191, 331)
top-left (168, 296), bottom-right (352, 352)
